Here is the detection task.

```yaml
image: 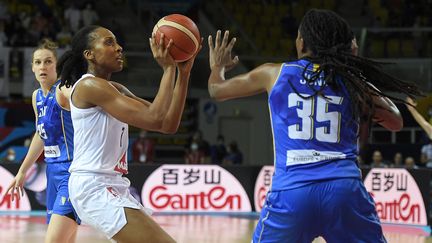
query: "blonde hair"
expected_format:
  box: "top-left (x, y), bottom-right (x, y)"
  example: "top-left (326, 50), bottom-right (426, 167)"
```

top-left (32, 38), bottom-right (58, 61)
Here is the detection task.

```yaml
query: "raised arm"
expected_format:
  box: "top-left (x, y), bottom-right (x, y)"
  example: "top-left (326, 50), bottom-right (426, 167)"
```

top-left (406, 97), bottom-right (432, 138)
top-left (159, 40), bottom-right (202, 133)
top-left (208, 30), bottom-right (278, 101)
top-left (5, 90), bottom-right (44, 201)
top-left (72, 35), bottom-right (176, 132)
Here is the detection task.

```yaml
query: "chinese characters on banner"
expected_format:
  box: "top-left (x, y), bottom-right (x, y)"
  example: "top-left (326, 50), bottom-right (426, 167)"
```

top-left (364, 168), bottom-right (427, 226)
top-left (141, 165), bottom-right (252, 212)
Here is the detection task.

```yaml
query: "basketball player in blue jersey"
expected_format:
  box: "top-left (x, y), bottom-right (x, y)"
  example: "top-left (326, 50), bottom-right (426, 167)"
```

top-left (208, 9), bottom-right (421, 243)
top-left (5, 39), bottom-right (79, 243)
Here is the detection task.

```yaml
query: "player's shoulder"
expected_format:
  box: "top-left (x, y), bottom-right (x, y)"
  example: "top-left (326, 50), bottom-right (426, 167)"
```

top-left (281, 59), bottom-right (309, 71)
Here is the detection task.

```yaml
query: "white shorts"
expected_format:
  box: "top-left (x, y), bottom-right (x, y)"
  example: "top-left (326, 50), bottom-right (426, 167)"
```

top-left (68, 173), bottom-right (151, 239)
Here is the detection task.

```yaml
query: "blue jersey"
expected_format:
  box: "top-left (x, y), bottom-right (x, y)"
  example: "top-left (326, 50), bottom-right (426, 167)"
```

top-left (35, 81), bottom-right (74, 163)
top-left (269, 59), bottom-right (361, 191)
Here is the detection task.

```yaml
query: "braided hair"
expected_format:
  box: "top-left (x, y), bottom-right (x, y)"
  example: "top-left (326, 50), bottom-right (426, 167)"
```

top-left (57, 25), bottom-right (100, 89)
top-left (296, 9), bottom-right (422, 125)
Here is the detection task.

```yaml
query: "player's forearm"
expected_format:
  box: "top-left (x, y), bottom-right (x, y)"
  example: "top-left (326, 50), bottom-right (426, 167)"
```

top-left (161, 71), bottom-right (190, 134)
top-left (18, 133), bottom-right (44, 174)
top-left (407, 106), bottom-right (432, 138)
top-left (148, 65), bottom-right (176, 120)
top-left (208, 66), bottom-right (226, 99)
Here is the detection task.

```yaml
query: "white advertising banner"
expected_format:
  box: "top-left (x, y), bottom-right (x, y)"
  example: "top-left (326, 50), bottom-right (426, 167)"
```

top-left (142, 165), bottom-right (252, 212)
top-left (253, 165), bottom-right (274, 212)
top-left (0, 165), bottom-right (31, 211)
top-left (364, 168), bottom-right (428, 226)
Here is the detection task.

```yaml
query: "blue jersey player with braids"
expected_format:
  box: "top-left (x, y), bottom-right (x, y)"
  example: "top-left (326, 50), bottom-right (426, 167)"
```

top-left (5, 39), bottom-right (79, 243)
top-left (208, 9), bottom-right (421, 243)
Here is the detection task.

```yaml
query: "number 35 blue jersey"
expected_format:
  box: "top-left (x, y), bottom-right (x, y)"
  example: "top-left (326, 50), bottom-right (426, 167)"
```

top-left (269, 59), bottom-right (361, 191)
top-left (35, 81), bottom-right (74, 163)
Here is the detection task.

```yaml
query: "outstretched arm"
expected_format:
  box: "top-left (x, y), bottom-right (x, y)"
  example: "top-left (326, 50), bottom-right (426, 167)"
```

top-left (406, 97), bottom-right (432, 138)
top-left (4, 90), bottom-right (44, 201)
top-left (208, 30), bottom-right (277, 101)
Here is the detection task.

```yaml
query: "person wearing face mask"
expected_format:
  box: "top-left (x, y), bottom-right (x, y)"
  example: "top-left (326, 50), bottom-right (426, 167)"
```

top-left (185, 140), bottom-right (205, 164)
top-left (210, 135), bottom-right (227, 164)
top-left (1, 148), bottom-right (17, 163)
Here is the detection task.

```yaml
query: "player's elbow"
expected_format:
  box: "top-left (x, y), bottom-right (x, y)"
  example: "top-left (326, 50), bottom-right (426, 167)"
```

top-left (385, 120), bottom-right (403, 132)
top-left (379, 115), bottom-right (403, 132)
top-left (159, 125), bottom-right (178, 134)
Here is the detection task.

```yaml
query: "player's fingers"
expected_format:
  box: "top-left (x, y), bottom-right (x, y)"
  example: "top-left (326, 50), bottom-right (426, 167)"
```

top-left (159, 33), bottom-right (165, 48)
top-left (165, 39), bottom-right (173, 51)
top-left (10, 186), bottom-right (15, 201)
top-left (221, 30), bottom-right (229, 48)
top-left (227, 37), bottom-right (237, 51)
top-left (232, 55), bottom-right (239, 64)
top-left (208, 35), bottom-right (214, 50)
top-left (214, 30), bottom-right (221, 49)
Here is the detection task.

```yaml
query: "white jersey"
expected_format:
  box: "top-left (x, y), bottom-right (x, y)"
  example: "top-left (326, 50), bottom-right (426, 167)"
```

top-left (69, 74), bottom-right (128, 175)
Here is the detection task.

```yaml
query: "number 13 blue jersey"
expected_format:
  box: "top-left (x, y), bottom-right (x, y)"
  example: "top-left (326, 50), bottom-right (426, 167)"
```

top-left (268, 59), bottom-right (361, 191)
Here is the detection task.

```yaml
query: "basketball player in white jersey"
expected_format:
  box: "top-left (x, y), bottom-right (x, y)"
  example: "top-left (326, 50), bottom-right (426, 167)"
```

top-left (56, 25), bottom-right (201, 242)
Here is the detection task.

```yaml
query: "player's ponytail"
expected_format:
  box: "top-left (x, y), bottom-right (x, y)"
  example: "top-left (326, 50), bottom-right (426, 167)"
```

top-left (58, 25), bottom-right (100, 89)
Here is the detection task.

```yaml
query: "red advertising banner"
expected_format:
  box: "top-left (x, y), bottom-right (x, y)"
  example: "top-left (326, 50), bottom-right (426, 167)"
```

top-left (0, 166), bottom-right (31, 211)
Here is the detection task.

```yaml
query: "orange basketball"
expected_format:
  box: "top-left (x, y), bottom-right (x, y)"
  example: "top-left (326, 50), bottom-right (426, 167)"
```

top-left (153, 14), bottom-right (200, 62)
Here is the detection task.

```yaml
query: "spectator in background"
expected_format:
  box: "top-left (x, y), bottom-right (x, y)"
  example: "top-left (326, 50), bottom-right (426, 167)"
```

top-left (406, 97), bottom-right (432, 168)
top-left (404, 156), bottom-right (418, 169)
top-left (64, 2), bottom-right (81, 33)
top-left (132, 130), bottom-right (155, 163)
top-left (223, 141), bottom-right (243, 165)
top-left (1, 148), bottom-right (17, 163)
top-left (371, 150), bottom-right (388, 168)
top-left (210, 135), bottom-right (227, 164)
top-left (391, 152), bottom-right (404, 168)
top-left (56, 25), bottom-right (73, 48)
top-left (413, 16), bottom-right (424, 57)
top-left (187, 130), bottom-right (210, 162)
top-left (185, 142), bottom-right (205, 164)
top-left (0, 20), bottom-right (7, 46)
top-left (81, 2), bottom-right (99, 27)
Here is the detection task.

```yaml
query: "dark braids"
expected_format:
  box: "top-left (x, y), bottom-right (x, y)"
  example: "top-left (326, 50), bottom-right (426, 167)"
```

top-left (296, 9), bottom-right (422, 126)
top-left (57, 25), bottom-right (100, 89)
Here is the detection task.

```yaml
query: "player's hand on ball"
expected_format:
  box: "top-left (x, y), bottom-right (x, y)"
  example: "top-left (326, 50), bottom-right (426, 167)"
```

top-left (208, 30), bottom-right (239, 71)
top-left (150, 32), bottom-right (175, 69)
top-left (177, 38), bottom-right (203, 74)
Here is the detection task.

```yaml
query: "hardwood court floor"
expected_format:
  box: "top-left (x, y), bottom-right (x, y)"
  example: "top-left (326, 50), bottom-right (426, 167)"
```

top-left (0, 213), bottom-right (431, 243)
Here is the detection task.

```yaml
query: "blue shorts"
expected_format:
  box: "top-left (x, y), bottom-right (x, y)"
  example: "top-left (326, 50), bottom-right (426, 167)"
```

top-left (46, 162), bottom-right (80, 224)
top-left (252, 178), bottom-right (386, 243)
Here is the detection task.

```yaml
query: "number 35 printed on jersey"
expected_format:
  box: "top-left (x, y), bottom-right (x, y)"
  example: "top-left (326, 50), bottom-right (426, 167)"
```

top-left (288, 93), bottom-right (343, 143)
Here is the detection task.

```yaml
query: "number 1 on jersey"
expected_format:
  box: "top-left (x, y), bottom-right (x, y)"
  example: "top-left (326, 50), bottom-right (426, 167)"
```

top-left (288, 93), bottom-right (343, 143)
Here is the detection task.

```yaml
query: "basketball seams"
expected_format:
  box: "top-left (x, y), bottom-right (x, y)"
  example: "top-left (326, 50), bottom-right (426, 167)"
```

top-left (155, 18), bottom-right (199, 52)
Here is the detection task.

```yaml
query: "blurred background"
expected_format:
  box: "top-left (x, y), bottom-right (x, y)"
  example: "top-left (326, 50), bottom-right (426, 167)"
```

top-left (0, 0), bottom-right (431, 169)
